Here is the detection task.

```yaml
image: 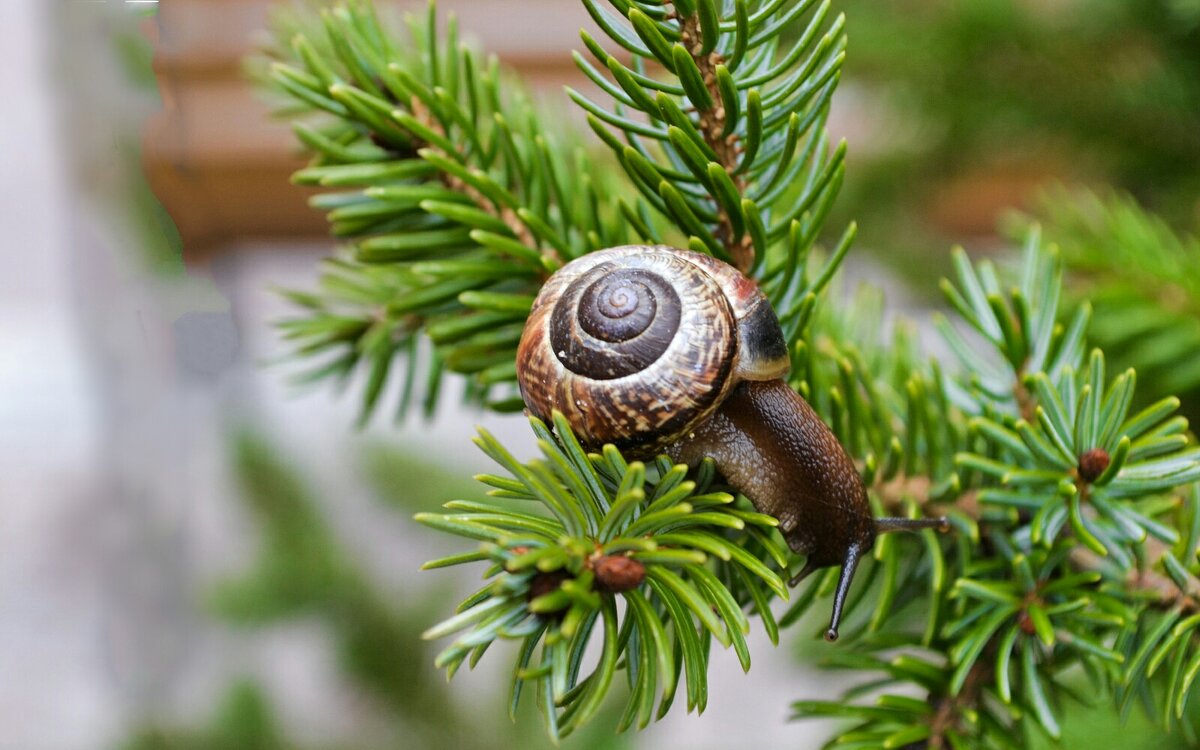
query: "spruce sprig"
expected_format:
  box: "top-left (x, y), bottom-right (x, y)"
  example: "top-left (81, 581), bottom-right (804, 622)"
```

top-left (416, 414), bottom-right (788, 738)
top-left (789, 237), bottom-right (1200, 747)
top-left (572, 0), bottom-right (852, 337)
top-left (265, 0), bottom-right (856, 422)
top-left (264, 1), bottom-right (633, 418)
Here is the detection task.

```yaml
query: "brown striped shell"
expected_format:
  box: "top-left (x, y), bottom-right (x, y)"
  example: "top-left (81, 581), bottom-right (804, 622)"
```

top-left (516, 245), bottom-right (790, 455)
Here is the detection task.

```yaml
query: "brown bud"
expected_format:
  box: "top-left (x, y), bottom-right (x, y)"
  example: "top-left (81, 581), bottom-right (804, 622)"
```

top-left (1017, 611), bottom-right (1036, 636)
top-left (527, 570), bottom-right (570, 612)
top-left (593, 555), bottom-right (646, 593)
top-left (1078, 448), bottom-right (1111, 483)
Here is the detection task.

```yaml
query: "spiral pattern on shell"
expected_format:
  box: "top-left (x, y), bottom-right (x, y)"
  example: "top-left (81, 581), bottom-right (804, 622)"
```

top-left (517, 245), bottom-right (782, 455)
top-left (551, 266), bottom-right (683, 379)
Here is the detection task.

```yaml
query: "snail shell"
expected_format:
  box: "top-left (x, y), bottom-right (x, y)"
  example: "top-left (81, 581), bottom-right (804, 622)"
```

top-left (516, 245), bottom-right (790, 455)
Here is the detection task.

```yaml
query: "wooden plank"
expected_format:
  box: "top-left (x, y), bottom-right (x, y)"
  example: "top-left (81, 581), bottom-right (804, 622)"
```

top-left (147, 159), bottom-right (328, 253)
top-left (147, 0), bottom-right (613, 260)
top-left (146, 81), bottom-right (295, 163)
top-left (154, 0), bottom-right (600, 77)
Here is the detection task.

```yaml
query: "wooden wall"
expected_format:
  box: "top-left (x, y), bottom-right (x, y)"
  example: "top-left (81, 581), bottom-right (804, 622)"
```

top-left (145, 1), bottom-right (604, 261)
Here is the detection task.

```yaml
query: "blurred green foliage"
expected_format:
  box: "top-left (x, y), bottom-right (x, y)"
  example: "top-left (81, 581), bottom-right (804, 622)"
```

top-left (1029, 676), bottom-right (1193, 750)
top-left (124, 682), bottom-right (295, 750)
top-left (1010, 189), bottom-right (1200, 421)
top-left (831, 0), bottom-right (1200, 275)
top-left (106, 9), bottom-right (186, 276)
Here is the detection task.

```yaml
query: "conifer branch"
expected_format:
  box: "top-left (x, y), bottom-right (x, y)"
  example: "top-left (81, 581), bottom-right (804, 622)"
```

top-left (416, 414), bottom-right (789, 737)
top-left (258, 1), bottom-right (1200, 745)
top-left (405, 97), bottom-right (542, 257)
top-left (675, 10), bottom-right (752, 270)
top-left (262, 0), bottom-right (633, 419)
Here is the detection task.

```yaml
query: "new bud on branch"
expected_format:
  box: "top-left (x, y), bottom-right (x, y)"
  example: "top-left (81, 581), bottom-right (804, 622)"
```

top-left (593, 554), bottom-right (646, 593)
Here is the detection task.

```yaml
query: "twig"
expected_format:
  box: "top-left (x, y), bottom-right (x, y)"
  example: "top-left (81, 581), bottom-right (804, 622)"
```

top-left (408, 98), bottom-right (553, 266)
top-left (1071, 540), bottom-right (1200, 613)
top-left (678, 12), bottom-right (755, 273)
top-left (929, 656), bottom-right (991, 750)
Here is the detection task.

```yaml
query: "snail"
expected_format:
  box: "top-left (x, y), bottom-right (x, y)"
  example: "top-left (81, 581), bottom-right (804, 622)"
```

top-left (516, 245), bottom-right (947, 641)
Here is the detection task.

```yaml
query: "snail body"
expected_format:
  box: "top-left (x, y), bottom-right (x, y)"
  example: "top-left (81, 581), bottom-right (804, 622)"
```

top-left (516, 245), bottom-right (945, 641)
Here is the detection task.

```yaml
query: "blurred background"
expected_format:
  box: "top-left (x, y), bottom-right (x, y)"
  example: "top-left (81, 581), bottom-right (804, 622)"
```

top-left (4, 0), bottom-right (1197, 748)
